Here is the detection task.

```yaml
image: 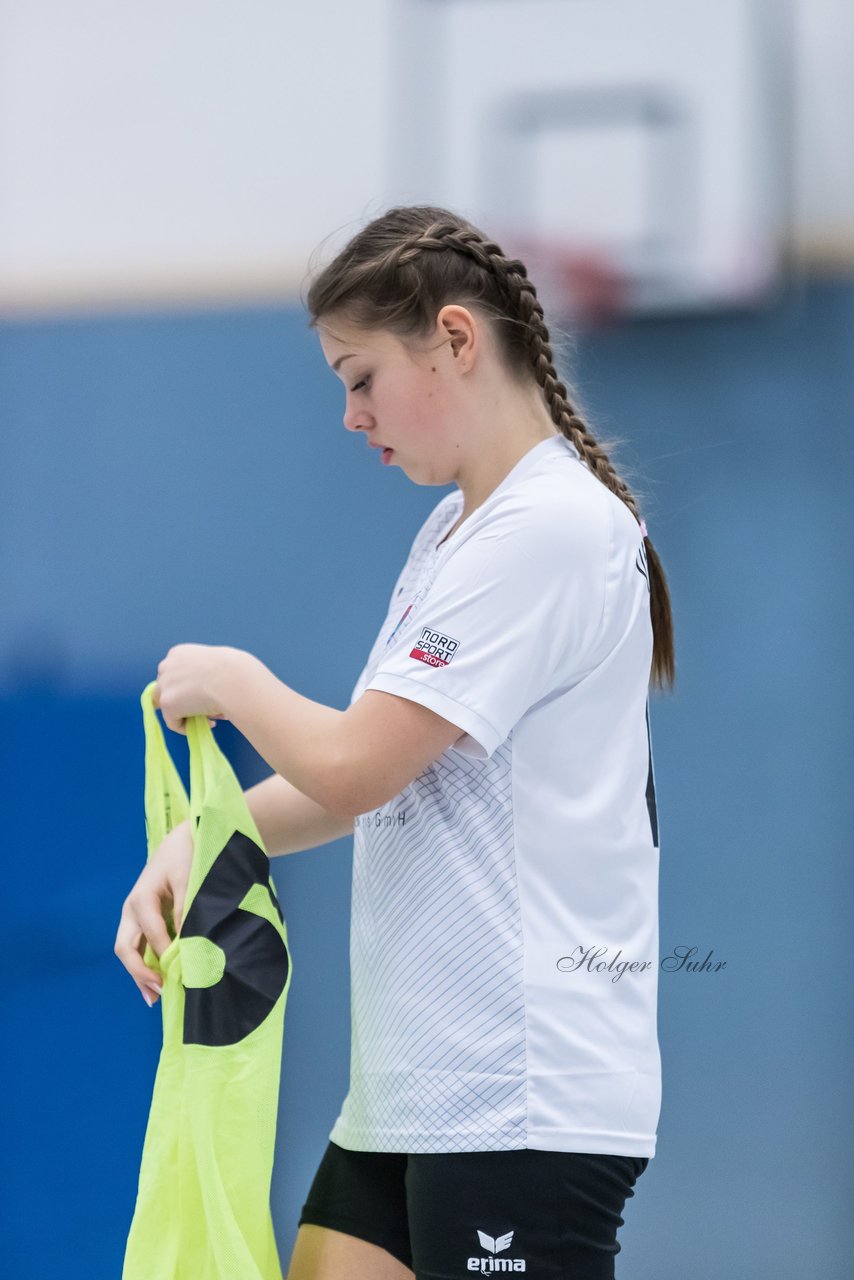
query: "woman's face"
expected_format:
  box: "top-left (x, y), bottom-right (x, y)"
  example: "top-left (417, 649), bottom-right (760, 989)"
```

top-left (317, 316), bottom-right (463, 487)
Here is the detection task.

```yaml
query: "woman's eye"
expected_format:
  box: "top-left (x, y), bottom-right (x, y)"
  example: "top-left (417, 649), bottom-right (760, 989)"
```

top-left (351, 377), bottom-right (370, 393)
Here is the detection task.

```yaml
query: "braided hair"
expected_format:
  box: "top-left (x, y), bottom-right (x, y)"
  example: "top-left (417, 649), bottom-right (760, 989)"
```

top-left (304, 205), bottom-right (674, 691)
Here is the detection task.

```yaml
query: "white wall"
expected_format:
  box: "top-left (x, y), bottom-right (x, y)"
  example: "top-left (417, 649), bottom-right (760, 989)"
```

top-left (0, 0), bottom-right (851, 317)
top-left (0, 0), bottom-right (394, 311)
top-left (793, 0), bottom-right (854, 253)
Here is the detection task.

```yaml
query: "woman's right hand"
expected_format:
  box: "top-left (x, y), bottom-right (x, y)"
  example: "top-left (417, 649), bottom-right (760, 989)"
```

top-left (114, 820), bottom-right (193, 1006)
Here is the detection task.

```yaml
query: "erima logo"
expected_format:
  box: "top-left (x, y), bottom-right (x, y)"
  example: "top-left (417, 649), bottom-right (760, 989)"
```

top-left (467, 1228), bottom-right (527, 1272)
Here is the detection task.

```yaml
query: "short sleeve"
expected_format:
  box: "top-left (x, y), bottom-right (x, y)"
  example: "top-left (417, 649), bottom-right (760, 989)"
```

top-left (364, 499), bottom-right (608, 758)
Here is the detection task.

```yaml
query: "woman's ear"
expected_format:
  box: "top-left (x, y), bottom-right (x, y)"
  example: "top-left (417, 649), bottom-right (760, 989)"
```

top-left (436, 304), bottom-right (478, 372)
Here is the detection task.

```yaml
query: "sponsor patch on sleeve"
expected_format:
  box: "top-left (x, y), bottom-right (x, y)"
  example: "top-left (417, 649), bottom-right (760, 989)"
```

top-left (409, 626), bottom-right (460, 668)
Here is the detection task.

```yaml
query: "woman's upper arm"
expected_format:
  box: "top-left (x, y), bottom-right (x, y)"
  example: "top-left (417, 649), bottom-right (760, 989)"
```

top-left (327, 689), bottom-right (465, 816)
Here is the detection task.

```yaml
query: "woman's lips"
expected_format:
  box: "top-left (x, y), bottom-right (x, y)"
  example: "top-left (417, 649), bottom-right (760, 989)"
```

top-left (367, 440), bottom-right (393, 464)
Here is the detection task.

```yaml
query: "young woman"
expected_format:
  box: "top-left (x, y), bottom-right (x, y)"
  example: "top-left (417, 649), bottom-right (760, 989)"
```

top-left (116, 205), bottom-right (674, 1279)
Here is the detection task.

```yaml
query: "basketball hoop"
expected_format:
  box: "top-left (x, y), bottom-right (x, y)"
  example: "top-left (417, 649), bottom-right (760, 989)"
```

top-left (502, 234), bottom-right (630, 332)
top-left (556, 248), bottom-right (629, 330)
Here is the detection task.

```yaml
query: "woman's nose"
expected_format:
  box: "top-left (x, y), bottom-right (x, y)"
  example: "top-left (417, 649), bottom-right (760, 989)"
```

top-left (343, 400), bottom-right (372, 433)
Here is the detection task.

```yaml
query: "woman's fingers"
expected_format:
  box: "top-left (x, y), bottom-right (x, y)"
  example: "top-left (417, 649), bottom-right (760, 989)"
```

top-left (172, 887), bottom-right (186, 935)
top-left (114, 899), bottom-right (169, 1000)
top-left (117, 821), bottom-right (195, 1005)
top-left (132, 894), bottom-right (175, 962)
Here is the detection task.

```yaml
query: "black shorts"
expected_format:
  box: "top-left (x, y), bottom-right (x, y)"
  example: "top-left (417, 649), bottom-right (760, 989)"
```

top-left (298, 1139), bottom-right (649, 1279)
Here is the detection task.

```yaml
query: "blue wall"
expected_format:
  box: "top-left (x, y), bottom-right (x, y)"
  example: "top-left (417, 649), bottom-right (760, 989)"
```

top-left (1, 279), bottom-right (850, 1277)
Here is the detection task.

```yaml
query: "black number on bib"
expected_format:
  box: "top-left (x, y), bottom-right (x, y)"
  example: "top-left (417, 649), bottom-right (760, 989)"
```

top-left (180, 829), bottom-right (290, 1047)
top-left (645, 700), bottom-right (659, 848)
top-left (636, 542), bottom-right (650, 591)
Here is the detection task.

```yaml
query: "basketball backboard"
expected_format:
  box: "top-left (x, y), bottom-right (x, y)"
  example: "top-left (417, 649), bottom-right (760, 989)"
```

top-left (387, 0), bottom-right (792, 324)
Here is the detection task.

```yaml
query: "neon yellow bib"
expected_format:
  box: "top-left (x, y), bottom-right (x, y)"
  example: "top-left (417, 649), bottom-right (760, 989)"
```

top-left (122, 682), bottom-right (292, 1280)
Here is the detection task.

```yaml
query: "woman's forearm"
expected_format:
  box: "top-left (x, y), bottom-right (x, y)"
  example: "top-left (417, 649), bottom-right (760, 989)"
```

top-left (243, 771), bottom-right (355, 857)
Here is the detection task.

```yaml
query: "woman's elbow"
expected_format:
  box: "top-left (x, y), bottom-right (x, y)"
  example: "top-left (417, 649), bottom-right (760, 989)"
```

top-left (320, 755), bottom-right (412, 818)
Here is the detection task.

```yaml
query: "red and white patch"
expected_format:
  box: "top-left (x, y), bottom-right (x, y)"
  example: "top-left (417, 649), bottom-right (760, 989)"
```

top-left (409, 626), bottom-right (460, 668)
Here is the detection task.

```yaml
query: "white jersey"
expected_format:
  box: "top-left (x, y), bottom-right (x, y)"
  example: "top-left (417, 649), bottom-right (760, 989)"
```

top-left (329, 433), bottom-right (662, 1157)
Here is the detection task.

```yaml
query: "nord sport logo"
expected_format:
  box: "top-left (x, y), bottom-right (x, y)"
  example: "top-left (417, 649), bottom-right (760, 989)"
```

top-left (468, 1228), bottom-right (527, 1272)
top-left (410, 626), bottom-right (460, 668)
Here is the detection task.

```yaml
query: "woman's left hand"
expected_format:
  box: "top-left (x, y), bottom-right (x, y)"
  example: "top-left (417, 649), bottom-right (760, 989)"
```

top-left (153, 643), bottom-right (236, 734)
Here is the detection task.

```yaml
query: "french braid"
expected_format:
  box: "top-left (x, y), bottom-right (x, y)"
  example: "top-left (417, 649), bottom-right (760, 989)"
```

top-left (392, 222), bottom-right (643, 523)
top-left (305, 206), bottom-right (675, 690)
